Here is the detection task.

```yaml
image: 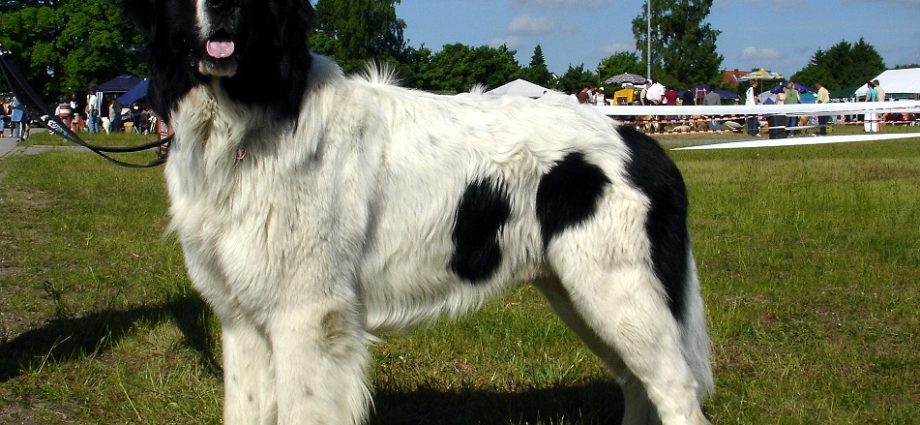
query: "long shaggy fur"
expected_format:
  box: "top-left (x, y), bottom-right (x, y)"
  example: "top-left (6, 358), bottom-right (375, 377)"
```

top-left (123, 1), bottom-right (713, 424)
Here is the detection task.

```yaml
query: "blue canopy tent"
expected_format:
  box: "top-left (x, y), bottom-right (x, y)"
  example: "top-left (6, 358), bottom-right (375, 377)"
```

top-left (769, 82), bottom-right (814, 95)
top-left (93, 74), bottom-right (142, 93)
top-left (116, 80), bottom-right (148, 105)
top-left (713, 88), bottom-right (740, 101)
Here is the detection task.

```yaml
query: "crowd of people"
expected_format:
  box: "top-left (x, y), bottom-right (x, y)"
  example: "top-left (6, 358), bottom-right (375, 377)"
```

top-left (0, 96), bottom-right (29, 140)
top-left (51, 91), bottom-right (159, 135)
top-left (571, 77), bottom-right (912, 136)
top-left (0, 91), bottom-right (162, 141)
top-left (2, 78), bottom-right (913, 142)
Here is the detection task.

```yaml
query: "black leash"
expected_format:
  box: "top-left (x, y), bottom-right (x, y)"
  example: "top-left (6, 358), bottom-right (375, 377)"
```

top-left (0, 42), bottom-right (170, 168)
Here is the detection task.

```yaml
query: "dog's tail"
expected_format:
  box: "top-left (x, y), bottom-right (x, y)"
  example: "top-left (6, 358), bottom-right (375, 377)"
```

top-left (678, 248), bottom-right (714, 401)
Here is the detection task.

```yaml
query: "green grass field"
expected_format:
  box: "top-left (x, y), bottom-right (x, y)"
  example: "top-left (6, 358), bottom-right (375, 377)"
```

top-left (1, 132), bottom-right (918, 424)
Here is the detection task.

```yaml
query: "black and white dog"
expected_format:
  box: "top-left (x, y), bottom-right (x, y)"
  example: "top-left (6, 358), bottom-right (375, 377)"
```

top-left (123, 0), bottom-right (712, 424)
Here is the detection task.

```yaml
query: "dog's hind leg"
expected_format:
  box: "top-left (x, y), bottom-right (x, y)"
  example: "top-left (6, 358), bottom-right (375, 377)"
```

top-left (267, 303), bottom-right (373, 425)
top-left (537, 235), bottom-right (710, 425)
top-left (535, 277), bottom-right (659, 425)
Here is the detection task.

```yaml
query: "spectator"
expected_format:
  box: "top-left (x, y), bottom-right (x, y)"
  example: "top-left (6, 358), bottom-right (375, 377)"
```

top-left (680, 88), bottom-right (696, 106)
top-left (576, 87), bottom-right (590, 104)
top-left (745, 80), bottom-right (760, 136)
top-left (11, 97), bottom-right (28, 141)
top-left (703, 88), bottom-right (721, 130)
top-left (57, 97), bottom-right (73, 130)
top-left (873, 79), bottom-right (886, 102)
top-left (86, 90), bottom-right (100, 134)
top-left (863, 81), bottom-right (879, 133)
top-left (815, 82), bottom-right (830, 135)
top-left (873, 79), bottom-right (886, 130)
top-left (664, 88), bottom-right (678, 106)
top-left (646, 80), bottom-right (665, 105)
top-left (784, 82), bottom-right (800, 134)
top-left (639, 81), bottom-right (651, 105)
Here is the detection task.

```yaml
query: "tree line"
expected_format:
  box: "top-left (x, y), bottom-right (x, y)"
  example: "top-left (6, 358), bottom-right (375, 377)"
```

top-left (0, 0), bottom-right (901, 100)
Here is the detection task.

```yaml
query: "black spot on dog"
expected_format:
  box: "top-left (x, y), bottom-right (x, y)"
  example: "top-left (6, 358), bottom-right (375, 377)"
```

top-left (617, 125), bottom-right (689, 320)
top-left (450, 178), bottom-right (512, 283)
top-left (536, 152), bottom-right (611, 249)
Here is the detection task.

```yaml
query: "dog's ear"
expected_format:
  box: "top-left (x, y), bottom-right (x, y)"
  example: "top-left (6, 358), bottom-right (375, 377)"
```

top-left (273, 0), bottom-right (316, 33)
top-left (122, 0), bottom-right (158, 37)
top-left (303, 0), bottom-right (316, 32)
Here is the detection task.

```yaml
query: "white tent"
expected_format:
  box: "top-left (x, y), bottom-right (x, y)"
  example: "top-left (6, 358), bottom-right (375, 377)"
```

top-left (486, 78), bottom-right (557, 98)
top-left (855, 68), bottom-right (920, 99)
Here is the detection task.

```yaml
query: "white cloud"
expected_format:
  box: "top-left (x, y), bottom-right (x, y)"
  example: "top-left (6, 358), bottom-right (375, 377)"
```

top-left (507, 14), bottom-right (559, 36)
top-left (740, 46), bottom-right (784, 61)
top-left (491, 35), bottom-right (524, 49)
top-left (598, 42), bottom-right (636, 56)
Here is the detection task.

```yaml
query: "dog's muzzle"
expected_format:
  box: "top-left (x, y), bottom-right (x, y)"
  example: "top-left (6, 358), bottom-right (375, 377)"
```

top-left (199, 29), bottom-right (239, 77)
top-left (197, 0), bottom-right (242, 77)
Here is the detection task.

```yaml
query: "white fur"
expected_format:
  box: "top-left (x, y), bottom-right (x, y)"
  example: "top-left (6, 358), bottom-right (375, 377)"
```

top-left (195, 0), bottom-right (213, 40)
top-left (164, 54), bottom-right (712, 425)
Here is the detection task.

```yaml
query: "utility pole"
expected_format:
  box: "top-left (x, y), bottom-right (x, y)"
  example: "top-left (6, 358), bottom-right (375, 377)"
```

top-left (646, 0), bottom-right (651, 81)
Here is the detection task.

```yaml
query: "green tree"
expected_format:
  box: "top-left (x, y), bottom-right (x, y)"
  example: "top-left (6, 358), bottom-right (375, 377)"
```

top-left (314, 0), bottom-right (410, 74)
top-left (0, 0), bottom-right (144, 98)
top-left (417, 43), bottom-right (521, 93)
top-left (790, 38), bottom-right (886, 90)
top-left (556, 64), bottom-right (597, 94)
top-left (596, 51), bottom-right (644, 82)
top-left (631, 0), bottom-right (723, 88)
top-left (522, 45), bottom-right (552, 87)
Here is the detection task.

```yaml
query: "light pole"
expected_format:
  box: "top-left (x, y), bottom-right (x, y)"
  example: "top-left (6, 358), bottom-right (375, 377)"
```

top-left (646, 0), bottom-right (651, 81)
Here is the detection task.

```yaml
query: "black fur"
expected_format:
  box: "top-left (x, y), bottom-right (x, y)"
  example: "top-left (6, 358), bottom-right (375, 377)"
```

top-left (121, 0), bottom-right (315, 122)
top-left (535, 152), bottom-right (611, 249)
top-left (450, 178), bottom-right (512, 283)
top-left (617, 125), bottom-right (690, 320)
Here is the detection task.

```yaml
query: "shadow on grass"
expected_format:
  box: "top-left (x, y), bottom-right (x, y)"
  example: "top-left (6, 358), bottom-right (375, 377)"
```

top-left (0, 295), bottom-right (218, 382)
top-left (1, 296), bottom-right (626, 425)
top-left (373, 381), bottom-right (624, 425)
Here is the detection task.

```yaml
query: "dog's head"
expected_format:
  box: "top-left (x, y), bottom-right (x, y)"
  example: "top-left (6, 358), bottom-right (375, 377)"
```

top-left (123, 0), bottom-right (315, 121)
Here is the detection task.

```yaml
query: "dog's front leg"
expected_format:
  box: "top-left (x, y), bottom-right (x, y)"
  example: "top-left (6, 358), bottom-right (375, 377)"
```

top-left (269, 303), bottom-right (372, 425)
top-left (222, 316), bottom-right (276, 425)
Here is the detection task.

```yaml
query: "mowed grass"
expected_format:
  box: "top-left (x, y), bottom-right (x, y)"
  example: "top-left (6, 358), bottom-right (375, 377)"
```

top-left (1, 133), bottom-right (918, 424)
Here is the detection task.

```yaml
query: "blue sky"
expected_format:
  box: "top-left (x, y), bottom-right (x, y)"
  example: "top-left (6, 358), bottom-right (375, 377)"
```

top-left (394, 0), bottom-right (920, 80)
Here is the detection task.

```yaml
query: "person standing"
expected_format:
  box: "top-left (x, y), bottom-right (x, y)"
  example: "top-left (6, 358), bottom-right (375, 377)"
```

top-left (703, 88), bottom-right (721, 130)
top-left (639, 81), bottom-right (650, 105)
top-left (68, 93), bottom-right (79, 131)
top-left (576, 87), bottom-right (590, 104)
top-left (85, 91), bottom-right (99, 134)
top-left (815, 82), bottom-right (830, 135)
top-left (863, 81), bottom-right (879, 133)
top-left (873, 79), bottom-right (886, 102)
top-left (646, 80), bottom-right (665, 105)
top-left (873, 79), bottom-right (886, 130)
top-left (745, 80), bottom-right (760, 136)
top-left (784, 82), bottom-right (800, 134)
top-left (11, 97), bottom-right (28, 141)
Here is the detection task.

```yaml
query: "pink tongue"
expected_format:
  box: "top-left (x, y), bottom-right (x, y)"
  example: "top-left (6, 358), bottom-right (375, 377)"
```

top-left (206, 40), bottom-right (235, 59)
